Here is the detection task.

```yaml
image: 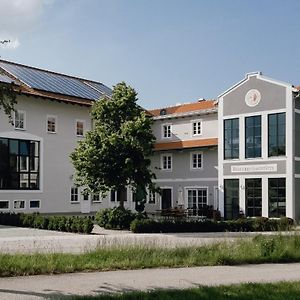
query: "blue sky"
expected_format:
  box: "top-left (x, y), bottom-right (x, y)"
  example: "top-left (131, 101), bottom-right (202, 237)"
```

top-left (0, 0), bottom-right (300, 109)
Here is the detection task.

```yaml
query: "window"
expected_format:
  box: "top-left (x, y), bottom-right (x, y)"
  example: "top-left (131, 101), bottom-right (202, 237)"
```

top-left (0, 200), bottom-right (9, 210)
top-left (14, 110), bottom-right (25, 130)
top-left (76, 120), bottom-right (84, 136)
top-left (14, 200), bottom-right (25, 209)
top-left (245, 178), bottom-right (262, 217)
top-left (0, 138), bottom-right (40, 190)
top-left (148, 191), bottom-right (156, 204)
top-left (111, 188), bottom-right (127, 202)
top-left (92, 193), bottom-right (101, 202)
top-left (224, 179), bottom-right (240, 220)
top-left (162, 124), bottom-right (171, 139)
top-left (187, 188), bottom-right (207, 216)
top-left (224, 118), bottom-right (239, 159)
top-left (268, 113), bottom-right (286, 157)
top-left (110, 190), bottom-right (116, 202)
top-left (269, 178), bottom-right (286, 217)
top-left (83, 193), bottom-right (89, 201)
top-left (47, 116), bottom-right (57, 133)
top-left (71, 187), bottom-right (79, 202)
top-left (191, 152), bottom-right (203, 169)
top-left (161, 154), bottom-right (172, 170)
top-left (29, 200), bottom-right (40, 209)
top-left (245, 116), bottom-right (261, 158)
top-left (192, 121), bottom-right (202, 135)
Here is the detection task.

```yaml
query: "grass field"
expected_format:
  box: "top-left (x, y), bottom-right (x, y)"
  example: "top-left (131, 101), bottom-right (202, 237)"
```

top-left (1, 234), bottom-right (300, 277)
top-left (66, 281), bottom-right (300, 300)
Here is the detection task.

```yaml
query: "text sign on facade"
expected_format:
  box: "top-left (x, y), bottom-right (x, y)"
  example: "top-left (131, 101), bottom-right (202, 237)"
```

top-left (231, 164), bottom-right (277, 173)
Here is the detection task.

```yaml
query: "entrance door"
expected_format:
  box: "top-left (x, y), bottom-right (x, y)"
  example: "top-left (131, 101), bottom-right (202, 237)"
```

top-left (224, 179), bottom-right (239, 220)
top-left (161, 188), bottom-right (172, 210)
top-left (81, 193), bottom-right (91, 213)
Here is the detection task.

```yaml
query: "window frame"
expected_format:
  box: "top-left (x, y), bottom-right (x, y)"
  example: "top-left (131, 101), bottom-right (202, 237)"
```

top-left (70, 187), bottom-right (79, 203)
top-left (92, 192), bottom-right (102, 203)
top-left (245, 178), bottom-right (262, 217)
top-left (13, 199), bottom-right (26, 210)
top-left (191, 119), bottom-right (202, 136)
top-left (14, 110), bottom-right (26, 130)
top-left (29, 199), bottom-right (41, 209)
top-left (268, 113), bottom-right (286, 157)
top-left (161, 153), bottom-right (172, 171)
top-left (46, 115), bottom-right (57, 134)
top-left (245, 115), bottom-right (262, 159)
top-left (148, 191), bottom-right (156, 204)
top-left (268, 177), bottom-right (286, 218)
top-left (190, 151), bottom-right (203, 170)
top-left (161, 123), bottom-right (172, 139)
top-left (76, 119), bottom-right (85, 137)
top-left (224, 118), bottom-right (239, 160)
top-left (0, 200), bottom-right (10, 210)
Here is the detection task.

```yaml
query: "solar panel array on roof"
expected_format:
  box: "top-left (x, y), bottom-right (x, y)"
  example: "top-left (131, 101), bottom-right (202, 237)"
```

top-left (0, 73), bottom-right (14, 84)
top-left (0, 61), bottom-right (112, 100)
top-left (85, 81), bottom-right (113, 97)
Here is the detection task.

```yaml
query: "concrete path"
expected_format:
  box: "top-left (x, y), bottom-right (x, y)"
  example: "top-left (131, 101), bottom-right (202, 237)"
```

top-left (0, 225), bottom-right (298, 254)
top-left (0, 263), bottom-right (300, 299)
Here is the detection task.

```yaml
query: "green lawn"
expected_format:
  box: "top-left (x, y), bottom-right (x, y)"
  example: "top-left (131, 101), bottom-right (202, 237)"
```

top-left (1, 234), bottom-right (300, 277)
top-left (65, 281), bottom-right (300, 300)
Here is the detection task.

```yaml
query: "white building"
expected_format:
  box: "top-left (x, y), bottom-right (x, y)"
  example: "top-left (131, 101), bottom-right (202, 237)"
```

top-left (0, 60), bottom-right (299, 220)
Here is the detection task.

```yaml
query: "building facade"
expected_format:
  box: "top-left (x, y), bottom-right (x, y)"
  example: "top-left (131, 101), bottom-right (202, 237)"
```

top-left (0, 60), bottom-right (299, 220)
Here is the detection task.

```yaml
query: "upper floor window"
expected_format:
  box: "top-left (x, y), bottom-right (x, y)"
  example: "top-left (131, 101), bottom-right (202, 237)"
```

top-left (0, 138), bottom-right (40, 190)
top-left (47, 115), bottom-right (57, 133)
top-left (192, 120), bottom-right (202, 135)
top-left (162, 124), bottom-right (171, 139)
top-left (76, 120), bottom-right (84, 136)
top-left (191, 152), bottom-right (203, 169)
top-left (224, 118), bottom-right (239, 160)
top-left (245, 115), bottom-right (261, 158)
top-left (14, 110), bottom-right (26, 130)
top-left (161, 154), bottom-right (172, 170)
top-left (268, 113), bottom-right (286, 157)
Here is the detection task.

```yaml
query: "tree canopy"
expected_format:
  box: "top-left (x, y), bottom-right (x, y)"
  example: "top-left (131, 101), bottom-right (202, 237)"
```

top-left (0, 81), bottom-right (17, 123)
top-left (70, 82), bottom-right (157, 208)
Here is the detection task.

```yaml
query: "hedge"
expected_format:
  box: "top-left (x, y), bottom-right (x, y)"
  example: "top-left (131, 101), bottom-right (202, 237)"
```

top-left (0, 213), bottom-right (94, 234)
top-left (130, 217), bottom-right (294, 233)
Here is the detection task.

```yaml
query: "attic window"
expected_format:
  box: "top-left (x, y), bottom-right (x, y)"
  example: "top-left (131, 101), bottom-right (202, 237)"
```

top-left (160, 109), bottom-right (167, 116)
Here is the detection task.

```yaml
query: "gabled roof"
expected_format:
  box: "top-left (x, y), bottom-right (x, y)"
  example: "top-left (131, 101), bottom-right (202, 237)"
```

top-left (0, 59), bottom-right (112, 106)
top-left (148, 100), bottom-right (217, 118)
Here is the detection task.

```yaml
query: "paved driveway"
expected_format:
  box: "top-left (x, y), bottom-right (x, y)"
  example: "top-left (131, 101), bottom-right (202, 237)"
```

top-left (0, 263), bottom-right (300, 299)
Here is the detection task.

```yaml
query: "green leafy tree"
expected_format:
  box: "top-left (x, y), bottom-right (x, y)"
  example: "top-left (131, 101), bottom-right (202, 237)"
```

top-left (70, 82), bottom-right (157, 208)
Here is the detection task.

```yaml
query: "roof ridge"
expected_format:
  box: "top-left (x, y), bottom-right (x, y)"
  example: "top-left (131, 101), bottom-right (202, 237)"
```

top-left (0, 59), bottom-right (105, 85)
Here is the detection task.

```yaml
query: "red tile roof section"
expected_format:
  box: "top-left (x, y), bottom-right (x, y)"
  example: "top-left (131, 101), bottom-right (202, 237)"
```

top-left (149, 100), bottom-right (216, 117)
top-left (154, 138), bottom-right (218, 151)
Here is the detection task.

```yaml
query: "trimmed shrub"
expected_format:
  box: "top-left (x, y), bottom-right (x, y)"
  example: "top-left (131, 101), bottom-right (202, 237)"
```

top-left (0, 213), bottom-right (94, 234)
top-left (96, 207), bottom-right (137, 230)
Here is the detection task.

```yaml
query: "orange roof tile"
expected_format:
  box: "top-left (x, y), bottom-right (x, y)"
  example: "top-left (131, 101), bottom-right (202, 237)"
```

top-left (154, 138), bottom-right (218, 151)
top-left (149, 100), bottom-right (217, 117)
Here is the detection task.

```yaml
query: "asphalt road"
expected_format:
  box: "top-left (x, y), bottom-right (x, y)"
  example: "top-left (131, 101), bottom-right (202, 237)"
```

top-left (0, 263), bottom-right (300, 299)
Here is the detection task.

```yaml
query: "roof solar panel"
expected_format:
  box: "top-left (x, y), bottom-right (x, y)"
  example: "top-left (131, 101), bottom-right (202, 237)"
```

top-left (0, 73), bottom-right (14, 84)
top-left (0, 61), bottom-right (112, 100)
top-left (85, 81), bottom-right (113, 97)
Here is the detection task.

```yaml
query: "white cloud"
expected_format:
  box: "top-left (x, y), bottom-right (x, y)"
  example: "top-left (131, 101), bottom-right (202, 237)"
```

top-left (0, 0), bottom-right (54, 50)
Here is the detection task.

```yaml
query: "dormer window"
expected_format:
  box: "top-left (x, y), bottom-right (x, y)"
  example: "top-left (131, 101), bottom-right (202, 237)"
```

top-left (162, 124), bottom-right (171, 139)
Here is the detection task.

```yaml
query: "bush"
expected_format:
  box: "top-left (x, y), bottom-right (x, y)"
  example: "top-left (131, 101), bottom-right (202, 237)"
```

top-left (0, 213), bottom-right (94, 234)
top-left (96, 207), bottom-right (137, 230)
top-left (130, 217), bottom-right (295, 233)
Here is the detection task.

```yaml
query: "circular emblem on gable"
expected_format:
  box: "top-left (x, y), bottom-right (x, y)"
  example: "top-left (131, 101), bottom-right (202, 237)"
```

top-left (245, 89), bottom-right (261, 107)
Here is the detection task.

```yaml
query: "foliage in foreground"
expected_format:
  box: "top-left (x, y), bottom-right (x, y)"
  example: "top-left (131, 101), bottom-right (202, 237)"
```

top-left (0, 80), bottom-right (17, 122)
top-left (1, 235), bottom-right (300, 277)
top-left (65, 281), bottom-right (300, 300)
top-left (130, 217), bottom-right (294, 233)
top-left (0, 212), bottom-right (94, 234)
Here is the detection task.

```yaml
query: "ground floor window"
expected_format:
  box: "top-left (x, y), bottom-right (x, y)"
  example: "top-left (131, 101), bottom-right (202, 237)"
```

top-left (0, 200), bottom-right (9, 210)
top-left (224, 179), bottom-right (240, 220)
top-left (269, 178), bottom-right (286, 217)
top-left (71, 187), bottom-right (79, 202)
top-left (29, 200), bottom-right (40, 209)
top-left (245, 178), bottom-right (262, 217)
top-left (187, 188), bottom-right (207, 216)
top-left (14, 200), bottom-right (25, 209)
top-left (0, 137), bottom-right (40, 190)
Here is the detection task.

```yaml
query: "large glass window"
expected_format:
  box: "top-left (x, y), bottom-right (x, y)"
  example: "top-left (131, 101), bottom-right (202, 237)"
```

top-left (245, 116), bottom-right (261, 158)
top-left (224, 118), bottom-right (239, 159)
top-left (224, 179), bottom-right (240, 220)
top-left (245, 178), bottom-right (262, 217)
top-left (269, 178), bottom-right (286, 217)
top-left (0, 138), bottom-right (40, 190)
top-left (268, 113), bottom-right (286, 157)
